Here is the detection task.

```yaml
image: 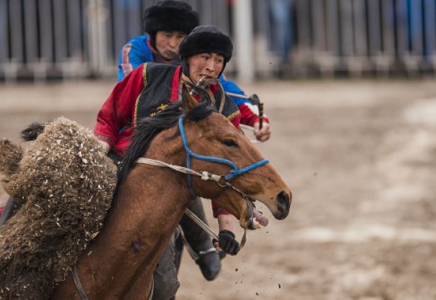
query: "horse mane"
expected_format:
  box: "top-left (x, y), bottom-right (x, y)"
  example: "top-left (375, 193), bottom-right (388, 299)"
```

top-left (117, 84), bottom-right (216, 184)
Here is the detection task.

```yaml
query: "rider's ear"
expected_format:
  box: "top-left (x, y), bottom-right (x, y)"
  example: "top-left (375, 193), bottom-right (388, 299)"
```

top-left (181, 85), bottom-right (199, 111)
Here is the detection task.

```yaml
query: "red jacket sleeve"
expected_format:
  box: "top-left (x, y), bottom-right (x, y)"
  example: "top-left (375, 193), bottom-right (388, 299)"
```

top-left (238, 102), bottom-right (269, 127)
top-left (212, 201), bottom-right (232, 218)
top-left (94, 65), bottom-right (145, 148)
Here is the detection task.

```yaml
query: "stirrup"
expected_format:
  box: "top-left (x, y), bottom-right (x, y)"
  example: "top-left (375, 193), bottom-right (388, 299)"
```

top-left (197, 247), bottom-right (226, 261)
top-left (197, 247), bottom-right (217, 259)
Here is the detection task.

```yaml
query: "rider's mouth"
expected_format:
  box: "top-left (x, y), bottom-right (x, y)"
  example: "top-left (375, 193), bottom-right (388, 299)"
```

top-left (199, 75), bottom-right (218, 85)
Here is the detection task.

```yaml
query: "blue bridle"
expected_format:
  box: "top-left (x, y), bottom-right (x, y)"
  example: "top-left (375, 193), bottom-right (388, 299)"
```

top-left (178, 116), bottom-right (269, 197)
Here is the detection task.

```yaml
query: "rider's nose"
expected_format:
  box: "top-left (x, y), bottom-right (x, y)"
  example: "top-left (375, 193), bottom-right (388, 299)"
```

top-left (205, 62), bottom-right (215, 74)
top-left (169, 38), bottom-right (177, 48)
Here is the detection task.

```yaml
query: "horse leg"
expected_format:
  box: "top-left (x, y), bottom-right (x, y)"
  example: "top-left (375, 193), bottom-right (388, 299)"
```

top-left (179, 197), bottom-right (221, 281)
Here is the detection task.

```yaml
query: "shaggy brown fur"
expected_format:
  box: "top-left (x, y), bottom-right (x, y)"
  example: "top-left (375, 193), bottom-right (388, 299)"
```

top-left (0, 117), bottom-right (117, 300)
top-left (0, 139), bottom-right (23, 179)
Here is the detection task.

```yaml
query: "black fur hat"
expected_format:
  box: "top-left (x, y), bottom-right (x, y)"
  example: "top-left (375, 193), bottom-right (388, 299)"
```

top-left (143, 0), bottom-right (199, 35)
top-left (179, 25), bottom-right (233, 63)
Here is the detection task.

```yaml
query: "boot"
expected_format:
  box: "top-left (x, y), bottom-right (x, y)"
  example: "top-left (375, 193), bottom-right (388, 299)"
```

top-left (174, 230), bottom-right (184, 273)
top-left (179, 197), bottom-right (221, 281)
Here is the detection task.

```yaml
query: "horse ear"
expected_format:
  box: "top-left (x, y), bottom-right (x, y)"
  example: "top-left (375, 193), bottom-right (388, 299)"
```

top-left (181, 84), bottom-right (199, 111)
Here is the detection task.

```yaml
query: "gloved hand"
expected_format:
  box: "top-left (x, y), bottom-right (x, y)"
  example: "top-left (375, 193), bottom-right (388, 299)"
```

top-left (218, 230), bottom-right (240, 255)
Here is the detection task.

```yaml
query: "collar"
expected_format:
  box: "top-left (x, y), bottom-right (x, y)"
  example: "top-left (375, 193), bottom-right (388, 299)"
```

top-left (171, 66), bottom-right (183, 102)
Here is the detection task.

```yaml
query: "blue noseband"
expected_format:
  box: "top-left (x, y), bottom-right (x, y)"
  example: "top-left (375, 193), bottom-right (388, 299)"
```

top-left (178, 116), bottom-right (269, 196)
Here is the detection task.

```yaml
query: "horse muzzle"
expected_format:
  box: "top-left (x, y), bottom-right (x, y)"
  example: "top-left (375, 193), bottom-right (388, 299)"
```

top-left (243, 190), bottom-right (291, 229)
top-left (271, 190), bottom-right (291, 220)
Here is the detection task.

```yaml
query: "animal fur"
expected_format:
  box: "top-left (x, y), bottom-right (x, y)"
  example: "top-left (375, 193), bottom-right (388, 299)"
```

top-left (0, 117), bottom-right (117, 300)
top-left (0, 139), bottom-right (23, 179)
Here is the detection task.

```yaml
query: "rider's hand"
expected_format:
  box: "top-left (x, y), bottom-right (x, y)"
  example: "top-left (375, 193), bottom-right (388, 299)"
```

top-left (218, 230), bottom-right (240, 255)
top-left (253, 121), bottom-right (271, 142)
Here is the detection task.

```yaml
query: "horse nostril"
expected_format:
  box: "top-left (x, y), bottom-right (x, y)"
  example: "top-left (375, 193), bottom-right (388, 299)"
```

top-left (278, 191), bottom-right (291, 207)
top-left (275, 191), bottom-right (291, 219)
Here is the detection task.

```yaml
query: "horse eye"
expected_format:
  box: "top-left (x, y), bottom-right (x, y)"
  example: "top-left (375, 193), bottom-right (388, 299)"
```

top-left (222, 139), bottom-right (238, 147)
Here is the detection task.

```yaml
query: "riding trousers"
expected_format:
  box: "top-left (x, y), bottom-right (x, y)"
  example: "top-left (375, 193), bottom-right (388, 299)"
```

top-left (152, 230), bottom-right (180, 300)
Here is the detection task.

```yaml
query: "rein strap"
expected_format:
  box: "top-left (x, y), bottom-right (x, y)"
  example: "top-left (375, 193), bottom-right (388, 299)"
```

top-left (183, 209), bottom-right (247, 254)
top-left (72, 265), bottom-right (89, 300)
top-left (135, 158), bottom-right (248, 249)
top-left (135, 157), bottom-right (259, 204)
top-left (136, 158), bottom-right (223, 183)
top-left (72, 265), bottom-right (154, 300)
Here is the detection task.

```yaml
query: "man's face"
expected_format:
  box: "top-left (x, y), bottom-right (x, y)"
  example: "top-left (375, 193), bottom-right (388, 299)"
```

top-left (187, 53), bottom-right (225, 85)
top-left (155, 31), bottom-right (186, 60)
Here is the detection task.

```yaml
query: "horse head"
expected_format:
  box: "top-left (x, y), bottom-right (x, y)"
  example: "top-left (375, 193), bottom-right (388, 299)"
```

top-left (125, 85), bottom-right (292, 230)
top-left (179, 87), bottom-right (291, 229)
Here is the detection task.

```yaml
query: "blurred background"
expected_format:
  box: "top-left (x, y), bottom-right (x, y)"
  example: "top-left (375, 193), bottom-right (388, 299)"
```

top-left (2, 1), bottom-right (436, 299)
top-left (1, 0), bottom-right (436, 83)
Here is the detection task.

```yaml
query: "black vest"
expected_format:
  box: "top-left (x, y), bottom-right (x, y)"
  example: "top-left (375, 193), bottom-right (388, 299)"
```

top-left (134, 63), bottom-right (240, 127)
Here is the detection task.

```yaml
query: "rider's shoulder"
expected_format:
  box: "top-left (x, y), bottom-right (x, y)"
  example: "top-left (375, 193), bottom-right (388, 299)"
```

top-left (125, 35), bottom-right (149, 48)
top-left (144, 62), bottom-right (177, 75)
top-left (121, 35), bottom-right (150, 52)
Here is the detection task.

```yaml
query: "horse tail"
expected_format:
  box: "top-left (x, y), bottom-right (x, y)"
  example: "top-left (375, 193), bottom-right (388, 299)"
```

top-left (21, 122), bottom-right (46, 141)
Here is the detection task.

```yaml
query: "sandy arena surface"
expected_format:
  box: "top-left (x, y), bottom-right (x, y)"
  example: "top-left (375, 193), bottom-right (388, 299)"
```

top-left (1, 79), bottom-right (436, 299)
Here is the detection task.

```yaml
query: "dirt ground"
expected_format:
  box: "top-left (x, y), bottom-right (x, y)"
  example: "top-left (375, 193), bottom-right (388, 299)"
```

top-left (1, 79), bottom-right (436, 300)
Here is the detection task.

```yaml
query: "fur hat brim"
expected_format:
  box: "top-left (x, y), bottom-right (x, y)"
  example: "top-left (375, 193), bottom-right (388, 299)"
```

top-left (143, 1), bottom-right (199, 34)
top-left (179, 26), bottom-right (233, 62)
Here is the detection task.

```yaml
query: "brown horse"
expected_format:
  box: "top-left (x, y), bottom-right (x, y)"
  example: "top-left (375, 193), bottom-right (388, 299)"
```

top-left (51, 88), bottom-right (292, 300)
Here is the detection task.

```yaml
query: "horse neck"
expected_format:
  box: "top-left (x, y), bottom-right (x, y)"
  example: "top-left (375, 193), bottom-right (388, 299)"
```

top-left (58, 151), bottom-right (192, 299)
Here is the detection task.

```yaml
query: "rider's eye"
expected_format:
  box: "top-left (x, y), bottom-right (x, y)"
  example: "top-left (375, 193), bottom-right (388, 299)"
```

top-left (222, 139), bottom-right (238, 147)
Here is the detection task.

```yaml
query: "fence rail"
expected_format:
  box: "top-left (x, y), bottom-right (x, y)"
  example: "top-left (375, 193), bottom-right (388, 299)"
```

top-left (0, 0), bottom-right (435, 82)
top-left (289, 0), bottom-right (436, 77)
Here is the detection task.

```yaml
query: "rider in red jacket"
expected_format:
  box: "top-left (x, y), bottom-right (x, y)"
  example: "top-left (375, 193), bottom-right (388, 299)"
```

top-left (95, 24), bottom-right (257, 300)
